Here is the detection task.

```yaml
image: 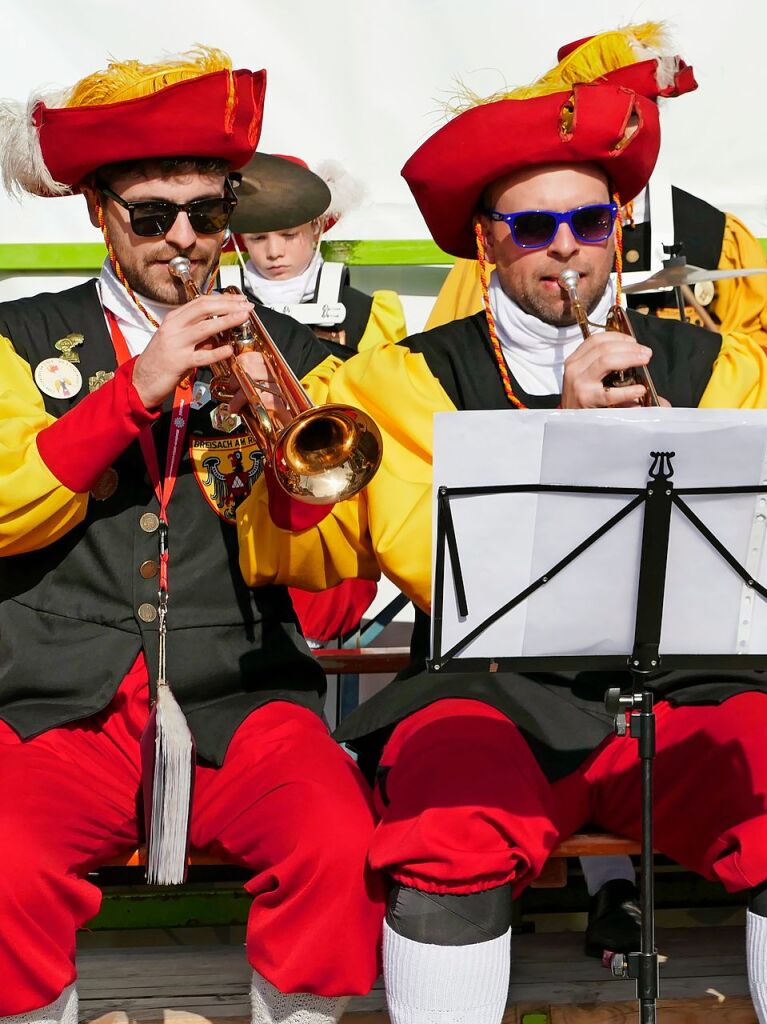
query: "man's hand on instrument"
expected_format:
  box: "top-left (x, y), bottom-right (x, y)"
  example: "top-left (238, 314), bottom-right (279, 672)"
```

top-left (132, 293), bottom-right (253, 409)
top-left (227, 351), bottom-right (285, 415)
top-left (561, 331), bottom-right (659, 409)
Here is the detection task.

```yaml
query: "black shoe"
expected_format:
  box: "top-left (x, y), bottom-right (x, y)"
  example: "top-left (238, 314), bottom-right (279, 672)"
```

top-left (584, 878), bottom-right (642, 958)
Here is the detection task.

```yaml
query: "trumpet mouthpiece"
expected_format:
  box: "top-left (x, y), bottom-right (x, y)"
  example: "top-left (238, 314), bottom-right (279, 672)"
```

top-left (168, 256), bottom-right (191, 279)
top-left (558, 269), bottom-right (579, 292)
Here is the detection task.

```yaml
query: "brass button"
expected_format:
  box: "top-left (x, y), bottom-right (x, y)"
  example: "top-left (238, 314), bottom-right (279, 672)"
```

top-left (139, 559), bottom-right (159, 579)
top-left (137, 602), bottom-right (157, 623)
top-left (90, 467), bottom-right (118, 501)
top-left (625, 249), bottom-right (640, 264)
top-left (140, 512), bottom-right (160, 533)
top-left (694, 280), bottom-right (715, 306)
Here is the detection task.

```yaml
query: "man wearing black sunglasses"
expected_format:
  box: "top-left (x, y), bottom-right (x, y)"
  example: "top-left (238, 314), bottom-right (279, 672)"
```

top-left (237, 28), bottom-right (767, 1024)
top-left (0, 48), bottom-right (383, 1024)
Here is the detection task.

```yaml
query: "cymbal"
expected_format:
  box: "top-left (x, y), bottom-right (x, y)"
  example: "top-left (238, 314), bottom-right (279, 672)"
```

top-left (230, 154), bottom-right (331, 233)
top-left (624, 263), bottom-right (767, 294)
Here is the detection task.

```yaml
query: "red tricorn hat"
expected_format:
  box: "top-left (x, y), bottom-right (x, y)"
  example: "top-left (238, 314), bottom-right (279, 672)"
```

top-left (401, 23), bottom-right (696, 259)
top-left (0, 47), bottom-right (266, 197)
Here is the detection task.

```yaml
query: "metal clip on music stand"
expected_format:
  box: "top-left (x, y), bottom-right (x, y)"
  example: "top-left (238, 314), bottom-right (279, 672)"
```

top-left (430, 449), bottom-right (767, 1024)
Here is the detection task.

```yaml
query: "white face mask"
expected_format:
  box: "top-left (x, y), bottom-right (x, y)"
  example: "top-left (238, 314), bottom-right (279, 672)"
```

top-left (489, 271), bottom-right (617, 395)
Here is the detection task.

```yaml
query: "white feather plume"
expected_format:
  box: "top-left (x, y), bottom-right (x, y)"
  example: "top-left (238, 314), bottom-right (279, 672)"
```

top-left (654, 55), bottom-right (682, 92)
top-left (624, 22), bottom-right (680, 93)
top-left (314, 160), bottom-right (365, 223)
top-left (0, 88), bottom-right (71, 198)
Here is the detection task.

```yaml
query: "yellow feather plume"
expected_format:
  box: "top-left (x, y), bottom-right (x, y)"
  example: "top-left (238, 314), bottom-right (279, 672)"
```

top-left (65, 45), bottom-right (232, 108)
top-left (448, 22), bottom-right (672, 114)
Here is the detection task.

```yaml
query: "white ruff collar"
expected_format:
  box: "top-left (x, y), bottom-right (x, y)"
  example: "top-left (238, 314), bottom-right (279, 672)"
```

top-left (489, 270), bottom-right (616, 395)
top-left (244, 248), bottom-right (323, 308)
top-left (97, 259), bottom-right (177, 357)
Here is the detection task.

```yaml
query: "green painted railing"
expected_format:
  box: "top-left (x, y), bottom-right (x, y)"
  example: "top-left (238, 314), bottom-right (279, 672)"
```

top-left (0, 237), bottom-right (765, 273)
top-left (0, 239), bottom-right (455, 272)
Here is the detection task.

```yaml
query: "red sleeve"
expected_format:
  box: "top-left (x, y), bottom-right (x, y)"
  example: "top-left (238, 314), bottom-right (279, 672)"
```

top-left (264, 462), bottom-right (334, 530)
top-left (289, 578), bottom-right (378, 643)
top-left (35, 356), bottom-right (160, 493)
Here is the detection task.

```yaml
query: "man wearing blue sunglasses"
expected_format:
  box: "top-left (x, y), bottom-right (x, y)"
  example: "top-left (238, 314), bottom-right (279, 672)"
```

top-left (477, 165), bottom-right (653, 410)
top-left (236, 25), bottom-right (767, 1024)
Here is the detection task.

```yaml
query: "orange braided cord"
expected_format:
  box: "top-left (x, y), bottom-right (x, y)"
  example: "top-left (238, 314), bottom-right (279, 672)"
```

top-left (613, 191), bottom-right (623, 306)
top-left (95, 195), bottom-right (160, 330)
top-left (474, 221), bottom-right (525, 410)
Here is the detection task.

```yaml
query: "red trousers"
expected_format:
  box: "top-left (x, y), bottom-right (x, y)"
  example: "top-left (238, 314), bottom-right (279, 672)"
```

top-left (0, 656), bottom-right (384, 1015)
top-left (370, 695), bottom-right (767, 898)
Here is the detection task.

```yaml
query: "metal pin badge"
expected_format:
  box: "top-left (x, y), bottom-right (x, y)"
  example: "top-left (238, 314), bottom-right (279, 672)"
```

top-left (34, 358), bottom-right (83, 399)
top-left (88, 370), bottom-right (115, 393)
top-left (210, 404), bottom-right (242, 434)
top-left (53, 334), bottom-right (84, 363)
top-left (190, 381), bottom-right (212, 410)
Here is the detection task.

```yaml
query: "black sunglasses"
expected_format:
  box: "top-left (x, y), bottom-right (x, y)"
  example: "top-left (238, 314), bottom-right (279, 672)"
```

top-left (484, 202), bottom-right (618, 249)
top-left (97, 178), bottom-right (238, 237)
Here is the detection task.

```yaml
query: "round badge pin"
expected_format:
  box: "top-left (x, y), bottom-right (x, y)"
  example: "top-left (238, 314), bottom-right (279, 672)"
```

top-left (34, 358), bottom-right (83, 399)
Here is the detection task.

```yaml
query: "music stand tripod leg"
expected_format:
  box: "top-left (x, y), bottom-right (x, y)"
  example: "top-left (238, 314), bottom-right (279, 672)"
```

top-left (605, 686), bottom-right (659, 1023)
top-left (604, 451), bottom-right (674, 1023)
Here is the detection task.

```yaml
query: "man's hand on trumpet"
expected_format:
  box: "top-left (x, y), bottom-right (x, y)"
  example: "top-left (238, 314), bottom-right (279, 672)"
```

top-left (226, 350), bottom-right (288, 417)
top-left (132, 293), bottom-right (253, 409)
top-left (561, 331), bottom-right (670, 409)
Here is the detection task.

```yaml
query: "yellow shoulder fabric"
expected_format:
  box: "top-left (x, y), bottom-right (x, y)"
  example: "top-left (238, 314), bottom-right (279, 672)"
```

top-left (425, 259), bottom-right (484, 331)
top-left (0, 336), bottom-right (88, 554)
top-left (712, 213), bottom-right (767, 348)
top-left (699, 331), bottom-right (767, 408)
top-left (357, 290), bottom-right (408, 352)
top-left (301, 352), bottom-right (345, 402)
top-left (238, 341), bottom-right (455, 611)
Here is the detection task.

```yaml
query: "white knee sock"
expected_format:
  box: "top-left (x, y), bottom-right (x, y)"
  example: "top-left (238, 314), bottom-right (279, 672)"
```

top-left (1, 985), bottom-right (77, 1024)
top-left (383, 919), bottom-right (510, 1024)
top-left (250, 970), bottom-right (349, 1024)
top-left (748, 910), bottom-right (767, 1022)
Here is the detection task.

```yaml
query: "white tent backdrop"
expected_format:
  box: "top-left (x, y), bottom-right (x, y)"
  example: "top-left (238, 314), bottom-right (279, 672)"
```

top-left (1, 0), bottom-right (765, 245)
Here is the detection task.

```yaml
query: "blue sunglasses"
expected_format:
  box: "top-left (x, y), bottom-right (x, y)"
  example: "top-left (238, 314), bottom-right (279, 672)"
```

top-left (483, 202), bottom-right (619, 249)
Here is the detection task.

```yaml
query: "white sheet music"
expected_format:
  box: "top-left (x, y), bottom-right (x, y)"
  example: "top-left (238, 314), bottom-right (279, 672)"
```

top-left (432, 408), bottom-right (767, 660)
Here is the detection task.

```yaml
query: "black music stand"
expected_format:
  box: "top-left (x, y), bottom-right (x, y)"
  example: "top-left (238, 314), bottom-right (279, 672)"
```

top-left (430, 449), bottom-right (767, 1024)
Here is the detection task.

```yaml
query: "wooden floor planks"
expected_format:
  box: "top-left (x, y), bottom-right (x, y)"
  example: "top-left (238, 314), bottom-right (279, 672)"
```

top-left (78, 927), bottom-right (754, 1022)
top-left (86, 1001), bottom-right (759, 1023)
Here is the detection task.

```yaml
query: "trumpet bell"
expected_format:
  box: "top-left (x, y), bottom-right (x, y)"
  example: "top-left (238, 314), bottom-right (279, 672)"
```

top-left (273, 405), bottom-right (383, 504)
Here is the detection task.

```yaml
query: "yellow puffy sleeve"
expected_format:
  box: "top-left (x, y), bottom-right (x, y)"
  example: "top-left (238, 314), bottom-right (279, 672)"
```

top-left (699, 330), bottom-right (767, 409)
top-left (0, 335), bottom-right (87, 555)
top-left (238, 342), bottom-right (456, 611)
top-left (711, 214), bottom-right (767, 348)
top-left (301, 353), bottom-right (344, 401)
top-left (424, 259), bottom-right (484, 331)
top-left (357, 291), bottom-right (408, 352)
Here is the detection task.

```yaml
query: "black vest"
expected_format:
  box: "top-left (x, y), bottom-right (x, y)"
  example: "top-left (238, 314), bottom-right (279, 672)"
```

top-left (0, 281), bottom-right (330, 765)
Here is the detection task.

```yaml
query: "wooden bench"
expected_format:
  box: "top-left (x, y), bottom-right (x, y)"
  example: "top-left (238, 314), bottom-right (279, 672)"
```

top-left (110, 647), bottom-right (639, 884)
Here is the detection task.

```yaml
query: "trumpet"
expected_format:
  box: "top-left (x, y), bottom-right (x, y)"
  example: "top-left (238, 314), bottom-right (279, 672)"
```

top-left (169, 256), bottom-right (382, 504)
top-left (558, 269), bottom-right (660, 407)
